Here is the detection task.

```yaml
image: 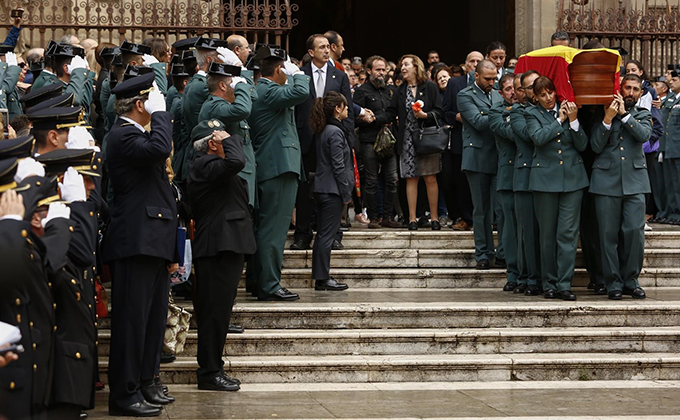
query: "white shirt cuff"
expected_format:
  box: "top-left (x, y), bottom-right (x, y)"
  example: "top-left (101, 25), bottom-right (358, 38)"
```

top-left (622, 114), bottom-right (631, 123)
top-left (602, 121), bottom-right (612, 130)
top-left (358, 107), bottom-right (366, 117)
top-left (0, 214), bottom-right (23, 222)
top-left (569, 119), bottom-right (580, 132)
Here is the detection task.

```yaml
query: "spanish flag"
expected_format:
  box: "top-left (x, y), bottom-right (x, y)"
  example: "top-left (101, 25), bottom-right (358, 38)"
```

top-left (514, 45), bottom-right (621, 104)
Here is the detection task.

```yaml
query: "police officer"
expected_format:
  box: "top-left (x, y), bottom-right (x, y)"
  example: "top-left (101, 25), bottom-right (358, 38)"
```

top-left (188, 119), bottom-right (256, 391)
top-left (590, 74), bottom-right (652, 300)
top-left (0, 47), bottom-right (23, 121)
top-left (103, 72), bottom-right (177, 417)
top-left (247, 47), bottom-right (309, 301)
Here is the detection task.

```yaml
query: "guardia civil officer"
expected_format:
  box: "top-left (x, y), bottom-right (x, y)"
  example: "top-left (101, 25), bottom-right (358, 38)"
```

top-left (102, 72), bottom-right (178, 417)
top-left (188, 119), bottom-right (256, 391)
top-left (590, 74), bottom-right (652, 299)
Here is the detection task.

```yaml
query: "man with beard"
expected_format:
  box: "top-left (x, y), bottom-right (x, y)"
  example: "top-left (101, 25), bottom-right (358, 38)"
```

top-left (590, 74), bottom-right (652, 300)
top-left (353, 55), bottom-right (400, 228)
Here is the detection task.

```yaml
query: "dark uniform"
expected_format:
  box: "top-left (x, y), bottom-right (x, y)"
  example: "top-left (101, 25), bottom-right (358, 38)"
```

top-left (102, 73), bottom-right (177, 416)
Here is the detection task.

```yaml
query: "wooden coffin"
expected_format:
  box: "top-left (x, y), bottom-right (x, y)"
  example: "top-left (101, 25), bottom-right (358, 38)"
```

top-left (568, 50), bottom-right (620, 106)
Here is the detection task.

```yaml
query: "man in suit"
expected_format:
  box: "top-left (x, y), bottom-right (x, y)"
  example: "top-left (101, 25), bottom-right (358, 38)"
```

top-left (458, 60), bottom-right (502, 269)
top-left (247, 47), bottom-right (309, 301)
top-left (103, 72), bottom-right (178, 417)
top-left (188, 119), bottom-right (256, 391)
top-left (590, 74), bottom-right (652, 300)
top-left (324, 30), bottom-right (346, 72)
top-left (291, 34), bottom-right (355, 250)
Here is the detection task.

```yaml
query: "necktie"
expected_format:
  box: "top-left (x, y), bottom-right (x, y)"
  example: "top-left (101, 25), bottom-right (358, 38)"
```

top-left (316, 69), bottom-right (325, 99)
top-left (549, 110), bottom-right (557, 119)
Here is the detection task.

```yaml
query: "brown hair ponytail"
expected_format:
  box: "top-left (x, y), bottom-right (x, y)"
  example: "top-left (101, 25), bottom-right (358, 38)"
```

top-left (310, 91), bottom-right (348, 135)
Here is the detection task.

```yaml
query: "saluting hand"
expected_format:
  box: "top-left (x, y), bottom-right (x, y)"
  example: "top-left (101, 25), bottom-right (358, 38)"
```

top-left (0, 189), bottom-right (25, 220)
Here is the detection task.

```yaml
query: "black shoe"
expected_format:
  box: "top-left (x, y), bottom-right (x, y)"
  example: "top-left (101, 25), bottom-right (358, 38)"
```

top-left (154, 377), bottom-right (174, 402)
top-left (141, 379), bottom-right (173, 405)
top-left (258, 288), bottom-right (300, 301)
top-left (431, 220), bottom-right (441, 231)
top-left (160, 352), bottom-right (175, 364)
top-left (315, 277), bottom-right (349, 291)
top-left (513, 284), bottom-right (528, 294)
top-left (594, 284), bottom-right (608, 295)
top-left (558, 290), bottom-right (577, 301)
top-left (608, 290), bottom-right (623, 300)
top-left (162, 385), bottom-right (168, 396)
top-left (221, 372), bottom-right (241, 385)
top-left (544, 289), bottom-right (558, 299)
top-left (80, 413), bottom-right (88, 419)
top-left (503, 282), bottom-right (517, 292)
top-left (525, 285), bottom-right (541, 296)
top-left (476, 259), bottom-right (490, 270)
top-left (494, 258), bottom-right (506, 268)
top-left (587, 281), bottom-right (595, 290)
top-left (332, 240), bottom-right (344, 250)
top-left (228, 324), bottom-right (244, 334)
top-left (623, 287), bottom-right (646, 299)
top-left (198, 375), bottom-right (240, 392)
top-left (290, 240), bottom-right (310, 250)
top-left (339, 222), bottom-right (351, 231)
top-left (408, 221), bottom-right (418, 231)
top-left (109, 401), bottom-right (162, 417)
top-left (418, 217), bottom-right (431, 227)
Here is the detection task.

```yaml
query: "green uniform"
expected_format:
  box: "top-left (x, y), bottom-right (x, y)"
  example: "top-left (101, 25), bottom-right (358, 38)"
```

top-left (509, 103), bottom-right (541, 286)
top-left (198, 81), bottom-right (257, 207)
top-left (100, 77), bottom-right (113, 132)
top-left (0, 63), bottom-right (20, 119)
top-left (247, 73), bottom-right (310, 298)
top-left (178, 71), bottom-right (209, 182)
top-left (525, 104), bottom-right (589, 292)
top-left (170, 94), bottom-right (184, 157)
top-left (590, 107), bottom-right (652, 292)
top-left (489, 100), bottom-right (519, 285)
top-left (31, 69), bottom-right (57, 90)
top-left (458, 84), bottom-right (502, 263)
top-left (166, 85), bottom-right (179, 111)
top-left (661, 92), bottom-right (680, 220)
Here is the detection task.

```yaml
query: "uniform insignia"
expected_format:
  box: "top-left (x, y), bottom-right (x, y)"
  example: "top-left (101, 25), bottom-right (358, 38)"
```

top-left (506, 106), bottom-right (513, 111)
top-left (208, 120), bottom-right (215, 128)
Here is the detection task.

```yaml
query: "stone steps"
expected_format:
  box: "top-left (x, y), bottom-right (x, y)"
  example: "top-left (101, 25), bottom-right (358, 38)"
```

top-left (97, 353), bottom-right (680, 383)
top-left (97, 326), bottom-right (680, 357)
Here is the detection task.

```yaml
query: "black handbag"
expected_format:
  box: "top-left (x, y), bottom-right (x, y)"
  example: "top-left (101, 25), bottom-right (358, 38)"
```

top-left (414, 118), bottom-right (449, 155)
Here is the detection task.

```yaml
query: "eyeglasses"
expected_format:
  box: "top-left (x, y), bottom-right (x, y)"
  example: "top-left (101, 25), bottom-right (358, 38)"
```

top-left (18, 62), bottom-right (26, 68)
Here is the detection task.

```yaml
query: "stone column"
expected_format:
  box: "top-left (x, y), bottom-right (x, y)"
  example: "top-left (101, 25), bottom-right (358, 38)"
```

top-left (516, 0), bottom-right (558, 55)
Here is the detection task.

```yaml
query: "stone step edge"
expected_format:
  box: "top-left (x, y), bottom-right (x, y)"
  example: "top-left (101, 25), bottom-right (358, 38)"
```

top-left (283, 248), bottom-right (680, 255)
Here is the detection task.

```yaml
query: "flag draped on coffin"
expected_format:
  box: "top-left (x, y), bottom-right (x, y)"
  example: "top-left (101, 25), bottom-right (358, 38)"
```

top-left (514, 45), bottom-right (621, 104)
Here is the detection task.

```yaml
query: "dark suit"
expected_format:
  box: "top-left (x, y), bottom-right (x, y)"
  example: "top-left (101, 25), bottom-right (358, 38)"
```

top-left (294, 62), bottom-right (354, 246)
top-left (103, 112), bottom-right (178, 409)
top-left (442, 75), bottom-right (474, 224)
top-left (189, 137), bottom-right (256, 383)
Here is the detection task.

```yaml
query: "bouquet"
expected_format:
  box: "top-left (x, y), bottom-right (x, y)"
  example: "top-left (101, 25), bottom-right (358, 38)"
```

top-left (412, 100), bottom-right (424, 113)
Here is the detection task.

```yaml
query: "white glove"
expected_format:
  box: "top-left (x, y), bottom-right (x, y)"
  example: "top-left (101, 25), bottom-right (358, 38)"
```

top-left (5, 52), bottom-right (17, 67)
top-left (41, 203), bottom-right (71, 228)
top-left (216, 47), bottom-right (243, 67)
top-left (144, 85), bottom-right (166, 114)
top-left (66, 55), bottom-right (87, 75)
top-left (58, 167), bottom-right (87, 203)
top-left (66, 126), bottom-right (96, 150)
top-left (14, 158), bottom-right (45, 183)
top-left (142, 54), bottom-right (159, 67)
top-left (658, 152), bottom-right (664, 163)
top-left (282, 57), bottom-right (303, 76)
top-left (230, 76), bottom-right (246, 89)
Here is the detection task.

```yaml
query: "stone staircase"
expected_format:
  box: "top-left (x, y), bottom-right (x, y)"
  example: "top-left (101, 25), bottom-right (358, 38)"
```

top-left (97, 228), bottom-right (680, 385)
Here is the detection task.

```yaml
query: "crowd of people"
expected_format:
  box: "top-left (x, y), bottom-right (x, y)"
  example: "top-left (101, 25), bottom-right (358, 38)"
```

top-left (0, 15), bottom-right (671, 418)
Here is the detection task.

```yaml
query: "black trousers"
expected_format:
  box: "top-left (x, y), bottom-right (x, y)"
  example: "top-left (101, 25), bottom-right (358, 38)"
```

top-left (360, 143), bottom-right (398, 221)
top-left (47, 403), bottom-right (81, 420)
top-left (108, 256), bottom-right (170, 408)
top-left (440, 149), bottom-right (473, 224)
top-left (194, 251), bottom-right (244, 383)
top-left (294, 176), bottom-right (315, 245)
top-left (312, 193), bottom-right (344, 280)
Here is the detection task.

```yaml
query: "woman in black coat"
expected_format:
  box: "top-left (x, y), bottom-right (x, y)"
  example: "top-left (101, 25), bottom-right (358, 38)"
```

top-left (310, 91), bottom-right (354, 291)
top-left (387, 54), bottom-right (444, 230)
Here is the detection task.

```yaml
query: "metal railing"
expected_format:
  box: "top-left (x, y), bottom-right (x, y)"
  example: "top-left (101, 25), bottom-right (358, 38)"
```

top-left (0, 0), bottom-right (298, 51)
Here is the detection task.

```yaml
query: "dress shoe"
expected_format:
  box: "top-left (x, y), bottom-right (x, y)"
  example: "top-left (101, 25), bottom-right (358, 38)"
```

top-left (354, 212), bottom-right (370, 225)
top-left (95, 381), bottom-right (105, 391)
top-left (339, 222), bottom-right (351, 231)
top-left (418, 217), bottom-right (431, 227)
top-left (290, 240), bottom-right (310, 250)
top-left (258, 288), bottom-right (300, 301)
top-left (502, 282), bottom-right (517, 292)
top-left (494, 258), bottom-right (506, 268)
top-left (587, 281), bottom-right (595, 290)
top-left (450, 219), bottom-right (472, 231)
top-left (154, 377), bottom-right (174, 402)
top-left (476, 259), bottom-right (490, 270)
top-left (368, 221), bottom-right (381, 229)
top-left (524, 285), bottom-right (541, 296)
top-left (315, 277), bottom-right (349, 291)
top-left (109, 401), bottom-right (162, 417)
top-left (228, 324), bottom-right (244, 334)
top-left (431, 220), bottom-right (441, 231)
top-left (221, 372), bottom-right (241, 385)
top-left (141, 379), bottom-right (173, 405)
top-left (623, 287), bottom-right (646, 299)
top-left (558, 290), bottom-right (577, 301)
top-left (544, 289), bottom-right (558, 299)
top-left (332, 239), bottom-right (344, 250)
top-left (160, 352), bottom-right (175, 364)
top-left (594, 284), bottom-right (608, 295)
top-left (381, 217), bottom-right (401, 228)
top-left (198, 375), bottom-right (240, 392)
top-left (608, 290), bottom-right (623, 300)
top-left (513, 283), bottom-right (528, 294)
top-left (408, 221), bottom-right (418, 230)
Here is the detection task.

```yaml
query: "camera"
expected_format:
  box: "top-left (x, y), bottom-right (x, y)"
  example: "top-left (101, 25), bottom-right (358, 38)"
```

top-left (10, 9), bottom-right (24, 19)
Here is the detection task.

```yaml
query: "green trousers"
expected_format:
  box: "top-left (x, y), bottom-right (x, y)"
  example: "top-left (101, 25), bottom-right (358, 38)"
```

top-left (252, 172), bottom-right (299, 298)
top-left (662, 158), bottom-right (680, 219)
top-left (497, 190), bottom-right (518, 283)
top-left (515, 192), bottom-right (541, 286)
top-left (580, 192), bottom-right (605, 286)
top-left (465, 171), bottom-right (497, 262)
top-left (533, 189), bottom-right (583, 292)
top-left (593, 193), bottom-right (645, 292)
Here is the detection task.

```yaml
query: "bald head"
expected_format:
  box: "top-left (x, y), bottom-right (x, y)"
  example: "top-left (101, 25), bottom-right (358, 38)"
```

top-left (226, 34), bottom-right (251, 65)
top-left (465, 51), bottom-right (484, 74)
top-left (476, 59), bottom-right (497, 74)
